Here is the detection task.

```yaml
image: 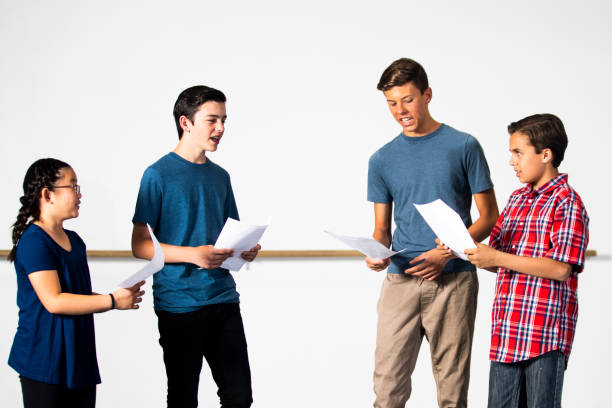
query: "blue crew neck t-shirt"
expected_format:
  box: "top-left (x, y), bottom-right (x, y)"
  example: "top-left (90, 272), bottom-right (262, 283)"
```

top-left (9, 224), bottom-right (101, 389)
top-left (132, 152), bottom-right (240, 313)
top-left (368, 124), bottom-right (494, 274)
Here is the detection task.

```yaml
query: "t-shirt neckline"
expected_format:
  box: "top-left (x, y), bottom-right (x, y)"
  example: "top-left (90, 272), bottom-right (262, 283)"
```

top-left (399, 123), bottom-right (446, 143)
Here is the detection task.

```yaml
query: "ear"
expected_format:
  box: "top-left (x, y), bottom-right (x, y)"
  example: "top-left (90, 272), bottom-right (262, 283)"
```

top-left (179, 115), bottom-right (192, 134)
top-left (541, 148), bottom-right (553, 164)
top-left (40, 187), bottom-right (53, 204)
top-left (424, 87), bottom-right (433, 103)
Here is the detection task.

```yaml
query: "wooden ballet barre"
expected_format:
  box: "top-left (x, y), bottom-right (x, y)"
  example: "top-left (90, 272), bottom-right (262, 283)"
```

top-left (0, 249), bottom-right (599, 259)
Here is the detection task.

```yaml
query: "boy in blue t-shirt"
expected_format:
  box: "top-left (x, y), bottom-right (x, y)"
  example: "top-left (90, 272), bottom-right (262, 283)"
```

top-left (132, 86), bottom-right (260, 408)
top-left (366, 58), bottom-right (499, 408)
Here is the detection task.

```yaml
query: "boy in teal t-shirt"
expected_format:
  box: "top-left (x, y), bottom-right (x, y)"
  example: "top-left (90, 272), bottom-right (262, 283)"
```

top-left (132, 86), bottom-right (261, 408)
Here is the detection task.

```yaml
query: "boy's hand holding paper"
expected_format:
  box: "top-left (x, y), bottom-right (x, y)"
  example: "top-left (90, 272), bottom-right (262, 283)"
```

top-left (414, 199), bottom-right (476, 261)
top-left (213, 218), bottom-right (268, 271)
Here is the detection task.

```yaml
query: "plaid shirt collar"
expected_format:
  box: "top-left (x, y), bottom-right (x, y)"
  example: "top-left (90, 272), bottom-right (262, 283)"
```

top-left (518, 173), bottom-right (568, 197)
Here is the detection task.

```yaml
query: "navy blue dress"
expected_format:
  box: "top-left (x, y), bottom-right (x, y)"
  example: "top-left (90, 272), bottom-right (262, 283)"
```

top-left (8, 224), bottom-right (101, 389)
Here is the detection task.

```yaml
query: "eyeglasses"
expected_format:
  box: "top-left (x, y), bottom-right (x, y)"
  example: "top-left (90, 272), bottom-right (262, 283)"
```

top-left (53, 184), bottom-right (80, 194)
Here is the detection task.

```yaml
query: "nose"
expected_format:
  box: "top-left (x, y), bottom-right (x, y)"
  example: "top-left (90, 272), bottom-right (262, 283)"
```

top-left (215, 120), bottom-right (225, 133)
top-left (398, 102), bottom-right (408, 114)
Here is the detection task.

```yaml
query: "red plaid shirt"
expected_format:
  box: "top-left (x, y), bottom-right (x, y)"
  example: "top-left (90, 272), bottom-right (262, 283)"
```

top-left (488, 174), bottom-right (589, 363)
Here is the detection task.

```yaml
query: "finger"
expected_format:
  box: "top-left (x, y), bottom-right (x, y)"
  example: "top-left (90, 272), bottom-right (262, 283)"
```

top-left (409, 255), bottom-right (425, 265)
top-left (412, 267), bottom-right (434, 277)
top-left (405, 262), bottom-right (426, 274)
top-left (130, 281), bottom-right (145, 290)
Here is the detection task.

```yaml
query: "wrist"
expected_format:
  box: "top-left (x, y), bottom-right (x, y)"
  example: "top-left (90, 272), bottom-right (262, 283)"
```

top-left (493, 250), bottom-right (505, 268)
top-left (109, 293), bottom-right (115, 310)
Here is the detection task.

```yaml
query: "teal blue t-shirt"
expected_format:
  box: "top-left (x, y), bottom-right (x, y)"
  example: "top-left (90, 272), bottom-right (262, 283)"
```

top-left (367, 124), bottom-right (494, 274)
top-left (132, 152), bottom-right (240, 312)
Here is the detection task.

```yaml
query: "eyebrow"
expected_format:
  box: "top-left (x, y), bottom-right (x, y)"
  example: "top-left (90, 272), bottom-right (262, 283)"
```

top-left (387, 95), bottom-right (414, 102)
top-left (205, 114), bottom-right (227, 119)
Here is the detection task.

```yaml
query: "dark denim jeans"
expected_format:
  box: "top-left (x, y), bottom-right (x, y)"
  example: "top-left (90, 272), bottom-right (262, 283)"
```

top-left (488, 350), bottom-right (565, 408)
top-left (156, 303), bottom-right (252, 408)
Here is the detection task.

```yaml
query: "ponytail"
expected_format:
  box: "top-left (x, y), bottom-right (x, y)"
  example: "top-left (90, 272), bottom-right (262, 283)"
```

top-left (8, 158), bottom-right (70, 262)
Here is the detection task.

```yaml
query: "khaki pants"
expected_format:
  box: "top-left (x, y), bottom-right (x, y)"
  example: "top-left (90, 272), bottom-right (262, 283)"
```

top-left (373, 271), bottom-right (478, 408)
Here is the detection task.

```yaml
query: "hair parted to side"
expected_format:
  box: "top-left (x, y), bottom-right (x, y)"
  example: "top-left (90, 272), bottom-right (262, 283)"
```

top-left (173, 85), bottom-right (226, 139)
top-left (377, 58), bottom-right (429, 93)
top-left (8, 158), bottom-right (70, 262)
top-left (508, 114), bottom-right (568, 168)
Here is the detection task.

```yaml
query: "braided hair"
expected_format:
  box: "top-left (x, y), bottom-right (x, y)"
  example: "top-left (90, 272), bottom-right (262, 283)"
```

top-left (8, 158), bottom-right (70, 262)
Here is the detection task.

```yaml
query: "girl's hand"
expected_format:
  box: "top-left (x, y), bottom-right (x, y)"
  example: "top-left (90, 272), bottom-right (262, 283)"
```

top-left (113, 281), bottom-right (145, 310)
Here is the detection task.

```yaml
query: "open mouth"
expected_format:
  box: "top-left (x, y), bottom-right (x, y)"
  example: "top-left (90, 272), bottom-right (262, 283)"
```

top-left (210, 136), bottom-right (221, 144)
top-left (400, 117), bottom-right (414, 126)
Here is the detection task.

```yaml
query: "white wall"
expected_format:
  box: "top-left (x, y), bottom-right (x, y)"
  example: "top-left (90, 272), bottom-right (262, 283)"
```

top-left (1, 1), bottom-right (611, 406)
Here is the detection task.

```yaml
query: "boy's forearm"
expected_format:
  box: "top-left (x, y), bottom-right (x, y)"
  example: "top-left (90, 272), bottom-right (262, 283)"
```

top-left (469, 188), bottom-right (499, 242)
top-left (132, 237), bottom-right (195, 264)
top-left (373, 229), bottom-right (392, 248)
top-left (468, 215), bottom-right (497, 243)
top-left (496, 252), bottom-right (572, 281)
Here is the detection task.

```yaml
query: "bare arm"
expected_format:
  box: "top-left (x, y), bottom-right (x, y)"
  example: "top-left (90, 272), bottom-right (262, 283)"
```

top-left (468, 188), bottom-right (499, 242)
top-left (131, 222), bottom-right (233, 269)
top-left (465, 243), bottom-right (572, 281)
top-left (29, 270), bottom-right (144, 315)
top-left (372, 203), bottom-right (392, 247)
top-left (365, 203), bottom-right (392, 271)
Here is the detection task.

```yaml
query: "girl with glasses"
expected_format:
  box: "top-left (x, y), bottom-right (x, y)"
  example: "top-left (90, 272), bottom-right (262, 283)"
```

top-left (7, 158), bottom-right (145, 408)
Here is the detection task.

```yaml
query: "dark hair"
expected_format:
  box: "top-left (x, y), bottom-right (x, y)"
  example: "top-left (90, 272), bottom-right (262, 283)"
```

top-left (377, 58), bottom-right (429, 93)
top-left (8, 158), bottom-right (70, 262)
top-left (507, 114), bottom-right (568, 168)
top-left (173, 85), bottom-right (226, 139)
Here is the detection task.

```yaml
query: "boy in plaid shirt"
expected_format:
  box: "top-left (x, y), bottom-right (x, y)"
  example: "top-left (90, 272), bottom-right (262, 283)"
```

top-left (459, 114), bottom-right (589, 407)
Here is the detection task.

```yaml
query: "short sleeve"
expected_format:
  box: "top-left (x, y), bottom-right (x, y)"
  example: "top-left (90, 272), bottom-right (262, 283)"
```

top-left (132, 167), bottom-right (163, 229)
top-left (367, 154), bottom-right (392, 204)
top-left (16, 229), bottom-right (58, 274)
top-left (544, 198), bottom-right (589, 272)
top-left (225, 176), bottom-right (240, 221)
top-left (463, 136), bottom-right (494, 194)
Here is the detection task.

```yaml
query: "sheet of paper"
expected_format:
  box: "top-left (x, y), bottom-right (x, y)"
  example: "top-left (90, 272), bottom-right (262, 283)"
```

top-left (214, 218), bottom-right (268, 271)
top-left (324, 230), bottom-right (406, 259)
top-left (413, 199), bottom-right (475, 261)
top-left (118, 224), bottom-right (165, 288)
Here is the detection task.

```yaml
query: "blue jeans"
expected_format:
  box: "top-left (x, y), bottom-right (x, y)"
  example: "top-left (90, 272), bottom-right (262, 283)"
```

top-left (488, 350), bottom-right (565, 408)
